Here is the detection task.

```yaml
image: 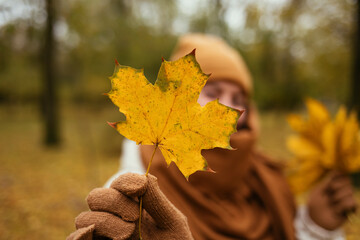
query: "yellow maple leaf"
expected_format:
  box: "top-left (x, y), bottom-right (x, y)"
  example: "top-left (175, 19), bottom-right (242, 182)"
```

top-left (287, 98), bottom-right (360, 194)
top-left (107, 50), bottom-right (241, 178)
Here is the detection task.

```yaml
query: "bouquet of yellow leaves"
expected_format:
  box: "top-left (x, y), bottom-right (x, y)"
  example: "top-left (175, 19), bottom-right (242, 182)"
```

top-left (287, 98), bottom-right (360, 194)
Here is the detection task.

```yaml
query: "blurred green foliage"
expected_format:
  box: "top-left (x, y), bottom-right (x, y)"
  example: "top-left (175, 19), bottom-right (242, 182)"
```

top-left (0, 0), bottom-right (357, 109)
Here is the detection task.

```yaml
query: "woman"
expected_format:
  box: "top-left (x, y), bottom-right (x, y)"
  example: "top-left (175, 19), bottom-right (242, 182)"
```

top-left (68, 34), bottom-right (356, 240)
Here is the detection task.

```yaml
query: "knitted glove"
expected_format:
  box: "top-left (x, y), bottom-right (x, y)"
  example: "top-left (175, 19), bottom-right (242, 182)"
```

top-left (67, 173), bottom-right (193, 240)
top-left (307, 171), bottom-right (357, 230)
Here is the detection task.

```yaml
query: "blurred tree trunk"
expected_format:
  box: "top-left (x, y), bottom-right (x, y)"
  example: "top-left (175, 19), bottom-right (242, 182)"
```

top-left (280, 0), bottom-right (303, 109)
top-left (215, 0), bottom-right (228, 39)
top-left (349, 0), bottom-right (360, 119)
top-left (42, 0), bottom-right (60, 146)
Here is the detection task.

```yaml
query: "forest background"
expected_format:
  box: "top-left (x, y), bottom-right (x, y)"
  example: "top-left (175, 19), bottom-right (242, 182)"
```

top-left (0, 0), bottom-right (359, 239)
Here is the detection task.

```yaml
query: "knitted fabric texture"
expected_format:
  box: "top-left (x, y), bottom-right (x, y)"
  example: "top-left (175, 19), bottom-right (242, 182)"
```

top-left (67, 173), bottom-right (193, 240)
top-left (169, 33), bottom-right (253, 96)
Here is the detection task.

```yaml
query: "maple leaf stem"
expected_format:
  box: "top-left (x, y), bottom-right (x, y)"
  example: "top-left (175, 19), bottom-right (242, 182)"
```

top-left (145, 144), bottom-right (158, 176)
top-left (139, 144), bottom-right (158, 240)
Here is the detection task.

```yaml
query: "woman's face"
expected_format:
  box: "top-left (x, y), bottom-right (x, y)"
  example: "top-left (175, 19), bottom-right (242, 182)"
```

top-left (198, 81), bottom-right (247, 130)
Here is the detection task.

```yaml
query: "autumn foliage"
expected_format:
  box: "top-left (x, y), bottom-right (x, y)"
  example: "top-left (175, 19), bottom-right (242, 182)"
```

top-left (107, 50), bottom-right (241, 178)
top-left (287, 98), bottom-right (360, 194)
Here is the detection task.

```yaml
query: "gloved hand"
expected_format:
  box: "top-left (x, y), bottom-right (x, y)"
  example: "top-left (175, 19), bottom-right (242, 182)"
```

top-left (67, 173), bottom-right (194, 240)
top-left (307, 171), bottom-right (358, 230)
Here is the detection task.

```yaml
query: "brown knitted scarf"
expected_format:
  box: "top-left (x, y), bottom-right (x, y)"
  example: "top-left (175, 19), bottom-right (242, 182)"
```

top-left (139, 106), bottom-right (296, 239)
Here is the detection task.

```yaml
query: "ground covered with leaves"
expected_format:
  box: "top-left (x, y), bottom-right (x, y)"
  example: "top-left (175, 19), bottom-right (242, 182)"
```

top-left (0, 104), bottom-right (359, 239)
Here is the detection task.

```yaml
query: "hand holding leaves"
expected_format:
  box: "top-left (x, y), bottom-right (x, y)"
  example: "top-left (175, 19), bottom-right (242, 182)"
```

top-left (287, 98), bottom-right (360, 194)
top-left (307, 171), bottom-right (357, 230)
top-left (100, 50), bottom-right (240, 239)
top-left (67, 173), bottom-right (194, 240)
